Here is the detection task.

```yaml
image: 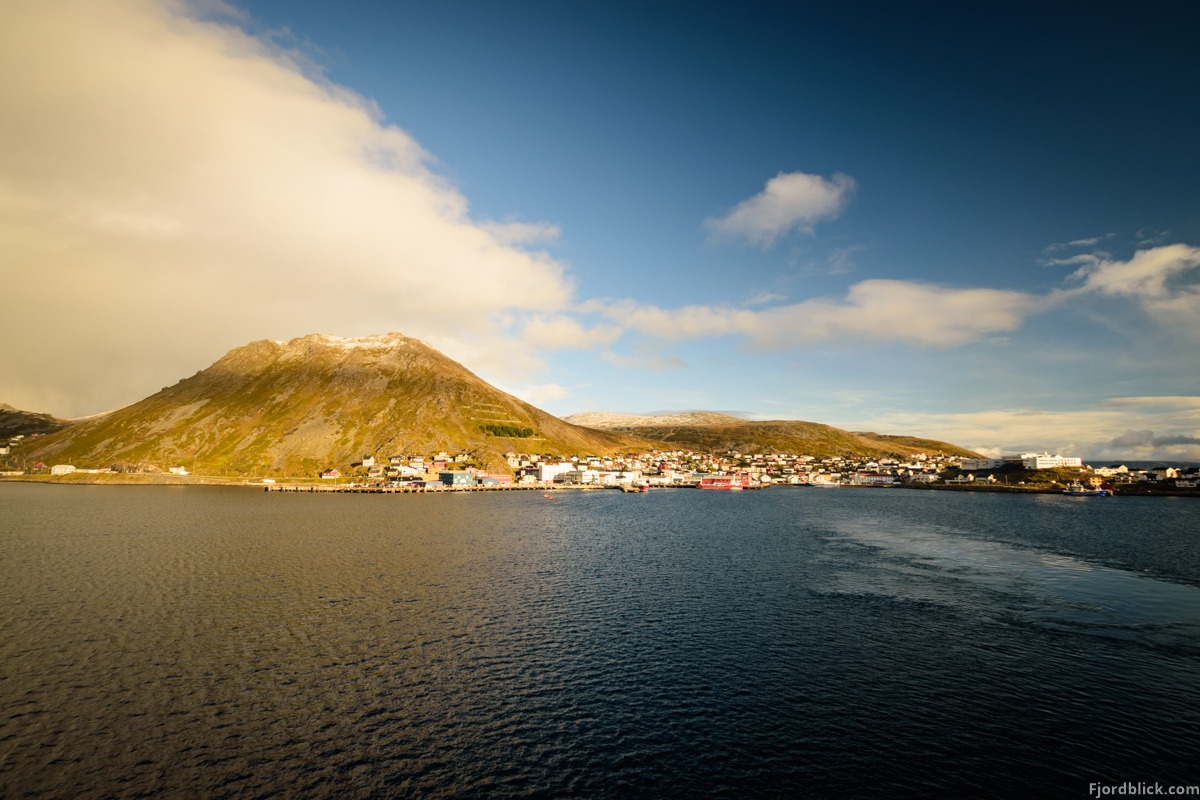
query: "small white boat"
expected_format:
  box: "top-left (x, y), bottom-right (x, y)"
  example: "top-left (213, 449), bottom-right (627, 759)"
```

top-left (1063, 481), bottom-right (1109, 497)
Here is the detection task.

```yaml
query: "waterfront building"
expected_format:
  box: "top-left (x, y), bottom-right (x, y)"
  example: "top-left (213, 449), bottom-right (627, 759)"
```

top-left (853, 472), bottom-right (897, 485)
top-left (538, 462), bottom-right (575, 483)
top-left (439, 471), bottom-right (477, 487)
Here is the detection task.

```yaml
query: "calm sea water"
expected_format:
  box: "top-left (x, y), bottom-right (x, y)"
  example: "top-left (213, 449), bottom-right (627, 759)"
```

top-left (1, 483), bottom-right (1198, 798)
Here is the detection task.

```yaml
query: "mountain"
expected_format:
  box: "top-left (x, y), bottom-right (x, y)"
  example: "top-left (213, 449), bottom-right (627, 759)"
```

top-left (563, 412), bottom-right (980, 460)
top-left (0, 403), bottom-right (68, 439)
top-left (21, 333), bottom-right (652, 476)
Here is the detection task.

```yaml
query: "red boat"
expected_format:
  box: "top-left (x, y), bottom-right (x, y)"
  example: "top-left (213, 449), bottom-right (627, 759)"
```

top-left (697, 474), bottom-right (751, 491)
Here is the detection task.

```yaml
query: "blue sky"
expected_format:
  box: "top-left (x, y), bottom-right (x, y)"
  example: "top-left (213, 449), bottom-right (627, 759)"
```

top-left (3, 0), bottom-right (1199, 460)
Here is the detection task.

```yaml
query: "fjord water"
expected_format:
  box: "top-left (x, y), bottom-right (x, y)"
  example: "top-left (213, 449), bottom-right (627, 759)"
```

top-left (2, 485), bottom-right (1198, 798)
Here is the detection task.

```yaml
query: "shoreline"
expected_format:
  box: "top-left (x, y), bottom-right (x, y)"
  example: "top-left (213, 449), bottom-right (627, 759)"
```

top-left (3, 474), bottom-right (1196, 497)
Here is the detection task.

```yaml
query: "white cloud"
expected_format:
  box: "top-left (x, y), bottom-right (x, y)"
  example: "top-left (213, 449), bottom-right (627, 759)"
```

top-left (0, 0), bottom-right (573, 416)
top-left (584, 244), bottom-right (1198, 357)
top-left (1101, 396), bottom-right (1200, 410)
top-left (595, 279), bottom-right (1037, 348)
top-left (834, 397), bottom-right (1200, 462)
top-left (1056, 244), bottom-right (1200, 330)
top-left (705, 171), bottom-right (856, 246)
top-left (493, 382), bottom-right (571, 407)
top-left (520, 316), bottom-right (621, 350)
top-left (1069, 244), bottom-right (1200, 299)
top-left (595, 300), bottom-right (760, 342)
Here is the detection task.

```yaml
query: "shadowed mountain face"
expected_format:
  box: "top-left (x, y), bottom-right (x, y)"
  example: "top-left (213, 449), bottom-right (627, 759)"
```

top-left (564, 412), bottom-right (980, 460)
top-left (0, 404), bottom-right (66, 439)
top-left (21, 334), bottom-right (651, 476)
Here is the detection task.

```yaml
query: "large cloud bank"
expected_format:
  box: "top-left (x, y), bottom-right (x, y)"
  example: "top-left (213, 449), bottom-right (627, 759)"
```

top-left (1, 0), bottom-right (571, 416)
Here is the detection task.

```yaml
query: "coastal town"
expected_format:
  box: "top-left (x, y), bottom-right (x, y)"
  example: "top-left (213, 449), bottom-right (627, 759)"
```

top-left (333, 448), bottom-right (1197, 493)
top-left (6, 431), bottom-right (1197, 495)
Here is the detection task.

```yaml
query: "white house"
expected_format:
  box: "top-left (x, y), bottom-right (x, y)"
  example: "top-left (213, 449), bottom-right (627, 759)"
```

top-left (1092, 465), bottom-right (1129, 477)
top-left (50, 464), bottom-right (76, 475)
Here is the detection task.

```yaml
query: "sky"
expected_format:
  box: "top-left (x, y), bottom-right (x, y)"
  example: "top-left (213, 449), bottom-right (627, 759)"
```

top-left (3, 0), bottom-right (1199, 461)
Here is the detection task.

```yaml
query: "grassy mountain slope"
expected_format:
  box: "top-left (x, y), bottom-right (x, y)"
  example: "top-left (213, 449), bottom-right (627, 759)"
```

top-left (23, 334), bottom-right (652, 476)
top-left (564, 413), bottom-right (979, 460)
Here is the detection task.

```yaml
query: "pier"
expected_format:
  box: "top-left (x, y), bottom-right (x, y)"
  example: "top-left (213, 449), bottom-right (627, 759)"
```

top-left (264, 481), bottom-right (766, 494)
top-left (268, 482), bottom-right (623, 494)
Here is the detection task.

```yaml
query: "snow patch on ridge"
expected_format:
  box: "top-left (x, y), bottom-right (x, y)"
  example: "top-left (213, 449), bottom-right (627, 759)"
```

top-left (273, 333), bottom-right (425, 350)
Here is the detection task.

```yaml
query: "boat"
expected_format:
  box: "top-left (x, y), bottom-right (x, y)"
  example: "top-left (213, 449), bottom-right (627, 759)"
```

top-left (698, 474), bottom-right (750, 491)
top-left (1063, 481), bottom-right (1109, 497)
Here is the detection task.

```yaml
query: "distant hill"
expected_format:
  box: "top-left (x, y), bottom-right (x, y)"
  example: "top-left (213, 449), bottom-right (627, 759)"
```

top-left (0, 403), bottom-right (68, 439)
top-left (564, 412), bottom-right (980, 460)
top-left (21, 334), bottom-right (653, 476)
top-left (565, 411), bottom-right (745, 428)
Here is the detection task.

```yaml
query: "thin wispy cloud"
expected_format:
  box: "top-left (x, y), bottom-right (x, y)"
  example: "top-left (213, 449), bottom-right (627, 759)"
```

top-left (744, 291), bottom-right (787, 306)
top-left (481, 220), bottom-right (562, 247)
top-left (599, 350), bottom-right (688, 372)
top-left (1045, 233), bottom-right (1114, 252)
top-left (1043, 253), bottom-right (1107, 268)
top-left (705, 171), bottom-right (856, 247)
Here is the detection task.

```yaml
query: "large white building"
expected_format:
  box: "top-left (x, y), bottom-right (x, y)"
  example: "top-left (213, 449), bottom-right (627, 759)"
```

top-left (961, 453), bottom-right (1083, 470)
top-left (1005, 452), bottom-right (1082, 470)
top-left (959, 457), bottom-right (1003, 471)
top-left (538, 462), bottom-right (575, 482)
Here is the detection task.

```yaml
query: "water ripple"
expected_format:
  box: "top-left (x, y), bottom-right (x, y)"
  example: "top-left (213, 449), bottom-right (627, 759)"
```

top-left (1, 484), bottom-right (1198, 797)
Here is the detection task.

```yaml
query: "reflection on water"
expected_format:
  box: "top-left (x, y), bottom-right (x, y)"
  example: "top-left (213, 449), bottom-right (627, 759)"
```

top-left (1, 483), bottom-right (1198, 798)
top-left (816, 516), bottom-right (1200, 651)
